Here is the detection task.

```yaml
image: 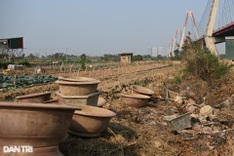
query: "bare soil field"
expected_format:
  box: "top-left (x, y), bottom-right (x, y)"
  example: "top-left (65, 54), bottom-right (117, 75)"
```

top-left (1, 61), bottom-right (234, 156)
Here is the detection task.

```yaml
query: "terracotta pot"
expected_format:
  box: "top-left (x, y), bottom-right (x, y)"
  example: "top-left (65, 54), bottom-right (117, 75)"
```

top-left (0, 146), bottom-right (63, 156)
top-left (132, 85), bottom-right (154, 96)
top-left (15, 92), bottom-right (51, 103)
top-left (122, 93), bottom-right (151, 107)
top-left (56, 91), bottom-right (100, 106)
top-left (68, 104), bottom-right (116, 137)
top-left (0, 102), bottom-right (78, 147)
top-left (55, 79), bottom-right (101, 96)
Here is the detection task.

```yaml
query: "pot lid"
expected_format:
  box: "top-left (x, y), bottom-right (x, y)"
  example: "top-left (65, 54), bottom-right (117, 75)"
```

top-left (132, 85), bottom-right (154, 95)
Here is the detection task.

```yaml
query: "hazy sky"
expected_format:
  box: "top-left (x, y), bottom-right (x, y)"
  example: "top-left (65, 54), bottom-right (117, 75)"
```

top-left (0, 0), bottom-right (209, 56)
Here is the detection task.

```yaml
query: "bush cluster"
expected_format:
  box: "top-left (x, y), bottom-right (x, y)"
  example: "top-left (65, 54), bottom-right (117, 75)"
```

top-left (0, 61), bottom-right (14, 69)
top-left (181, 41), bottom-right (231, 82)
top-left (18, 60), bottom-right (31, 67)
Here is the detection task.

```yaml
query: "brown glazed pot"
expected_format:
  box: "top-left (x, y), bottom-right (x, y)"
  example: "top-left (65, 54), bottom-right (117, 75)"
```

top-left (15, 92), bottom-right (51, 103)
top-left (132, 85), bottom-right (154, 96)
top-left (0, 102), bottom-right (78, 147)
top-left (122, 93), bottom-right (151, 107)
top-left (0, 146), bottom-right (63, 156)
top-left (68, 104), bottom-right (116, 137)
top-left (55, 79), bottom-right (101, 96)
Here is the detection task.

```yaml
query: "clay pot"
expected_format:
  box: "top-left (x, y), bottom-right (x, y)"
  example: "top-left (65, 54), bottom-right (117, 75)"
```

top-left (122, 93), bottom-right (151, 107)
top-left (0, 146), bottom-right (63, 156)
top-left (0, 102), bottom-right (78, 147)
top-left (55, 79), bottom-right (101, 96)
top-left (132, 85), bottom-right (154, 96)
top-left (68, 104), bottom-right (116, 137)
top-left (15, 92), bottom-right (51, 103)
top-left (56, 91), bottom-right (101, 106)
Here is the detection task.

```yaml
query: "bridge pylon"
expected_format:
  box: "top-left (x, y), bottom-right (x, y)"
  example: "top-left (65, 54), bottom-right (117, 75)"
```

top-left (205, 0), bottom-right (219, 56)
top-left (179, 11), bottom-right (199, 52)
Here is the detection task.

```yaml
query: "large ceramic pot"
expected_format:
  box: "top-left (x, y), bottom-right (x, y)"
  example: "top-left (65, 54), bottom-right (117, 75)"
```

top-left (132, 85), bottom-right (154, 96)
top-left (122, 93), bottom-right (151, 107)
top-left (68, 104), bottom-right (116, 137)
top-left (0, 102), bottom-right (78, 147)
top-left (55, 78), bottom-right (101, 96)
top-left (15, 92), bottom-right (51, 103)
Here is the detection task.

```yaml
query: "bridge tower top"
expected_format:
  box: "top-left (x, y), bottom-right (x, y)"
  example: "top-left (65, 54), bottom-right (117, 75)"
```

top-left (205, 0), bottom-right (219, 55)
top-left (179, 11), bottom-right (199, 51)
top-left (206, 0), bottom-right (219, 37)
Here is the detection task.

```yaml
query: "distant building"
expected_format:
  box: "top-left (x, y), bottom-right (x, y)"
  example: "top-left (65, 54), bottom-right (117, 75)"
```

top-left (119, 52), bottom-right (133, 63)
top-left (0, 37), bottom-right (24, 57)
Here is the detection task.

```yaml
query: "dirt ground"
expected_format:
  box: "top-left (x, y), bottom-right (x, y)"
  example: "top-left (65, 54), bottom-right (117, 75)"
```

top-left (1, 61), bottom-right (234, 156)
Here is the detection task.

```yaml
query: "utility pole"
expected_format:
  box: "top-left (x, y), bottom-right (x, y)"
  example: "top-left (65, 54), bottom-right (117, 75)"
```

top-left (66, 47), bottom-right (68, 64)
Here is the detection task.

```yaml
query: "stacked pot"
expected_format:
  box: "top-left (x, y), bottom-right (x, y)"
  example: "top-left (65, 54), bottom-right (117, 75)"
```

top-left (55, 76), bottom-right (116, 137)
top-left (122, 85), bottom-right (154, 107)
top-left (55, 76), bottom-right (101, 106)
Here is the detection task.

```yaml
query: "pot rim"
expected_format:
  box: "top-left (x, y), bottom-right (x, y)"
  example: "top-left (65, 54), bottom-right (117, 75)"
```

top-left (122, 93), bottom-right (151, 99)
top-left (74, 104), bottom-right (116, 117)
top-left (132, 85), bottom-right (154, 95)
top-left (55, 80), bottom-right (101, 85)
top-left (15, 92), bottom-right (51, 99)
top-left (0, 102), bottom-right (79, 110)
top-left (58, 76), bottom-right (97, 82)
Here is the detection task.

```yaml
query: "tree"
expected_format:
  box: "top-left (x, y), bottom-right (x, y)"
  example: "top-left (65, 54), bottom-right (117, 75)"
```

top-left (27, 53), bottom-right (36, 60)
top-left (133, 55), bottom-right (143, 61)
top-left (79, 54), bottom-right (87, 70)
top-left (80, 54), bottom-right (87, 62)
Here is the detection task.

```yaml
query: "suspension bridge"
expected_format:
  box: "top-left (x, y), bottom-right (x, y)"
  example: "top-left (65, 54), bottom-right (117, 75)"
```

top-left (168, 0), bottom-right (234, 59)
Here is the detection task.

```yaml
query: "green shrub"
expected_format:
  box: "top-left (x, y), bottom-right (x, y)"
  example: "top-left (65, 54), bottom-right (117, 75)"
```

top-left (18, 59), bottom-right (31, 67)
top-left (0, 61), bottom-right (14, 69)
top-left (168, 75), bottom-right (182, 84)
top-left (133, 55), bottom-right (143, 61)
top-left (181, 41), bottom-right (231, 82)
